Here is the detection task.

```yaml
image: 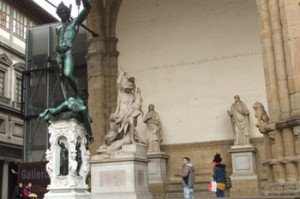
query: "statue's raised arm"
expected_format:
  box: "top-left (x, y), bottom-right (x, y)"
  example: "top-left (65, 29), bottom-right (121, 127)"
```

top-left (73, 0), bottom-right (91, 26)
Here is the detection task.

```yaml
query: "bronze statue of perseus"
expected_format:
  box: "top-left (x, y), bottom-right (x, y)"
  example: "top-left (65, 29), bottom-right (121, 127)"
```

top-left (56, 0), bottom-right (91, 99)
top-left (39, 0), bottom-right (93, 143)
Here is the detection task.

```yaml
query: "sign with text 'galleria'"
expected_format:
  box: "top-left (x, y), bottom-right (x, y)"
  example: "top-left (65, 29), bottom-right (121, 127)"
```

top-left (19, 161), bottom-right (50, 199)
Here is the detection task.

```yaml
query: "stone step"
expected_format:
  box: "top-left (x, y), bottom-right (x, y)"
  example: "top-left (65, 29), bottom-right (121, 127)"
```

top-left (166, 195), bottom-right (300, 199)
top-left (166, 181), bottom-right (217, 199)
top-left (167, 181), bottom-right (211, 192)
top-left (165, 182), bottom-right (300, 199)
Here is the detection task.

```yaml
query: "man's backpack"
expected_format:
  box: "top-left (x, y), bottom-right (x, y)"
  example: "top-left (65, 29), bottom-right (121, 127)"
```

top-left (225, 177), bottom-right (232, 189)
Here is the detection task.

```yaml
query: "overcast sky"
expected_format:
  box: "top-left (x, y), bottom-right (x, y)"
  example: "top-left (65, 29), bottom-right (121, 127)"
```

top-left (33, 0), bottom-right (83, 20)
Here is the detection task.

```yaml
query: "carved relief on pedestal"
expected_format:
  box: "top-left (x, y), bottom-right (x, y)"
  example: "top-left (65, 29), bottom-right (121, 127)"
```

top-left (45, 119), bottom-right (90, 189)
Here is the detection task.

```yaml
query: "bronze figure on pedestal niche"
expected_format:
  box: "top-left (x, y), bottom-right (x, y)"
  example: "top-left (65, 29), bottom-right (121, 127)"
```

top-left (75, 141), bottom-right (82, 176)
top-left (59, 141), bottom-right (69, 176)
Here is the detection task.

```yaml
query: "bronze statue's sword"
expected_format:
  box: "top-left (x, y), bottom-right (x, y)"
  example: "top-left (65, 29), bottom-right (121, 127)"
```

top-left (44, 0), bottom-right (98, 37)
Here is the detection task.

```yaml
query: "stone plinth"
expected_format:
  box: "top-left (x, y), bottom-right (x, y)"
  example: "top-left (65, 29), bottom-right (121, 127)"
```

top-left (90, 143), bottom-right (153, 199)
top-left (147, 153), bottom-right (168, 184)
top-left (147, 153), bottom-right (168, 199)
top-left (44, 119), bottom-right (91, 199)
top-left (229, 145), bottom-right (259, 196)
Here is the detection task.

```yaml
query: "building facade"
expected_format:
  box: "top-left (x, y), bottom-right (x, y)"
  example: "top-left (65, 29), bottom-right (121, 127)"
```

top-left (0, 0), bottom-right (56, 198)
top-left (85, 0), bottom-right (300, 197)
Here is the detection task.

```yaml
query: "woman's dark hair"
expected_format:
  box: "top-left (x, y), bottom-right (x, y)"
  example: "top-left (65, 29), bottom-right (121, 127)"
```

top-left (213, 153), bottom-right (222, 163)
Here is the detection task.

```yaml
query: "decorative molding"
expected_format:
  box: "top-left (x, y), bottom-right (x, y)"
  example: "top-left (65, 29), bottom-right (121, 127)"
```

top-left (13, 62), bottom-right (25, 72)
top-left (161, 137), bottom-right (263, 150)
top-left (0, 42), bottom-right (25, 59)
top-left (276, 116), bottom-right (300, 130)
top-left (0, 53), bottom-right (13, 66)
top-left (0, 96), bottom-right (11, 105)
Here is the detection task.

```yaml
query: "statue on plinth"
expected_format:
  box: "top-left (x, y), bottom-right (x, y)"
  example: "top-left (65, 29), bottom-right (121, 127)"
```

top-left (227, 95), bottom-right (251, 146)
top-left (97, 71), bottom-right (144, 154)
top-left (39, 1), bottom-right (93, 197)
top-left (143, 104), bottom-right (163, 153)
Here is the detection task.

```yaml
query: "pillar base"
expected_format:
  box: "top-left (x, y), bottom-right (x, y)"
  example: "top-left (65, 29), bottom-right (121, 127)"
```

top-left (229, 145), bottom-right (259, 196)
top-left (147, 153), bottom-right (169, 199)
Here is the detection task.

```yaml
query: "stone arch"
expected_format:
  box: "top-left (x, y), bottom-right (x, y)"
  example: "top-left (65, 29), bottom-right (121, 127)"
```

top-left (87, 0), bottom-right (122, 38)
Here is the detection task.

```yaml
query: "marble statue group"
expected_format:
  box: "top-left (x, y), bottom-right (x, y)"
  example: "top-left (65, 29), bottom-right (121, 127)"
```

top-left (97, 71), bottom-right (144, 154)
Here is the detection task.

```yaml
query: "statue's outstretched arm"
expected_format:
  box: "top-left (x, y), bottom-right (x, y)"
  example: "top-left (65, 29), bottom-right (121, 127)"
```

top-left (74, 0), bottom-right (91, 25)
top-left (49, 101), bottom-right (69, 115)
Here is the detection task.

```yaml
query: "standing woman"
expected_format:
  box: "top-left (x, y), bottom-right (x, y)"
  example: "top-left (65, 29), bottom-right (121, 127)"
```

top-left (212, 153), bottom-right (226, 197)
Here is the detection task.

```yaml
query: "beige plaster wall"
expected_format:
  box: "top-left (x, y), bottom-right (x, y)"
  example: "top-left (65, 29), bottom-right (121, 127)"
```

top-left (116, 0), bottom-right (266, 144)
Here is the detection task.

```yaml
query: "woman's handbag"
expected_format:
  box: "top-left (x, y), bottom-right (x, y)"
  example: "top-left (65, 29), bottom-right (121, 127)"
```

top-left (225, 177), bottom-right (232, 189)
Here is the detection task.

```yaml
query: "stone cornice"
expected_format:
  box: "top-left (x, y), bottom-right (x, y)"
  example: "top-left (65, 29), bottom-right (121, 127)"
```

top-left (0, 42), bottom-right (25, 59)
top-left (263, 155), bottom-right (300, 166)
top-left (276, 116), bottom-right (300, 130)
top-left (87, 36), bottom-right (119, 48)
top-left (90, 156), bottom-right (150, 164)
top-left (86, 50), bottom-right (119, 60)
top-left (147, 153), bottom-right (169, 159)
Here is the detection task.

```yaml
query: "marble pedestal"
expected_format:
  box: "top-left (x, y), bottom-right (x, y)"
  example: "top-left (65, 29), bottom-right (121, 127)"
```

top-left (229, 145), bottom-right (259, 196)
top-left (44, 119), bottom-right (91, 199)
top-left (90, 143), bottom-right (153, 199)
top-left (147, 153), bottom-right (168, 184)
top-left (147, 153), bottom-right (168, 199)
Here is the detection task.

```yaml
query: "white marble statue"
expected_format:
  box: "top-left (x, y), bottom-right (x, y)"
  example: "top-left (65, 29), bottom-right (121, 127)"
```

top-left (227, 95), bottom-right (251, 145)
top-left (143, 104), bottom-right (163, 153)
top-left (97, 71), bottom-right (144, 154)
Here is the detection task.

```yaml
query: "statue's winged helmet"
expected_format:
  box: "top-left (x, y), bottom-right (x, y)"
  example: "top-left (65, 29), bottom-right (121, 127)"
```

top-left (56, 1), bottom-right (72, 17)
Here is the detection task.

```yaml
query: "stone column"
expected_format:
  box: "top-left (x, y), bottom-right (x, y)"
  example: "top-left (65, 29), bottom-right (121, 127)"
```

top-left (278, 0), bottom-right (300, 117)
top-left (256, 0), bottom-right (300, 195)
top-left (255, 0), bottom-right (280, 192)
top-left (86, 0), bottom-right (121, 155)
top-left (263, 134), bottom-right (274, 190)
top-left (277, 0), bottom-right (300, 192)
top-left (1, 162), bottom-right (8, 199)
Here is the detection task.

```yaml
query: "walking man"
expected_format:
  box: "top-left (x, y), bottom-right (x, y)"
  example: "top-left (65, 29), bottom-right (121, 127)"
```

top-left (179, 157), bottom-right (195, 199)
